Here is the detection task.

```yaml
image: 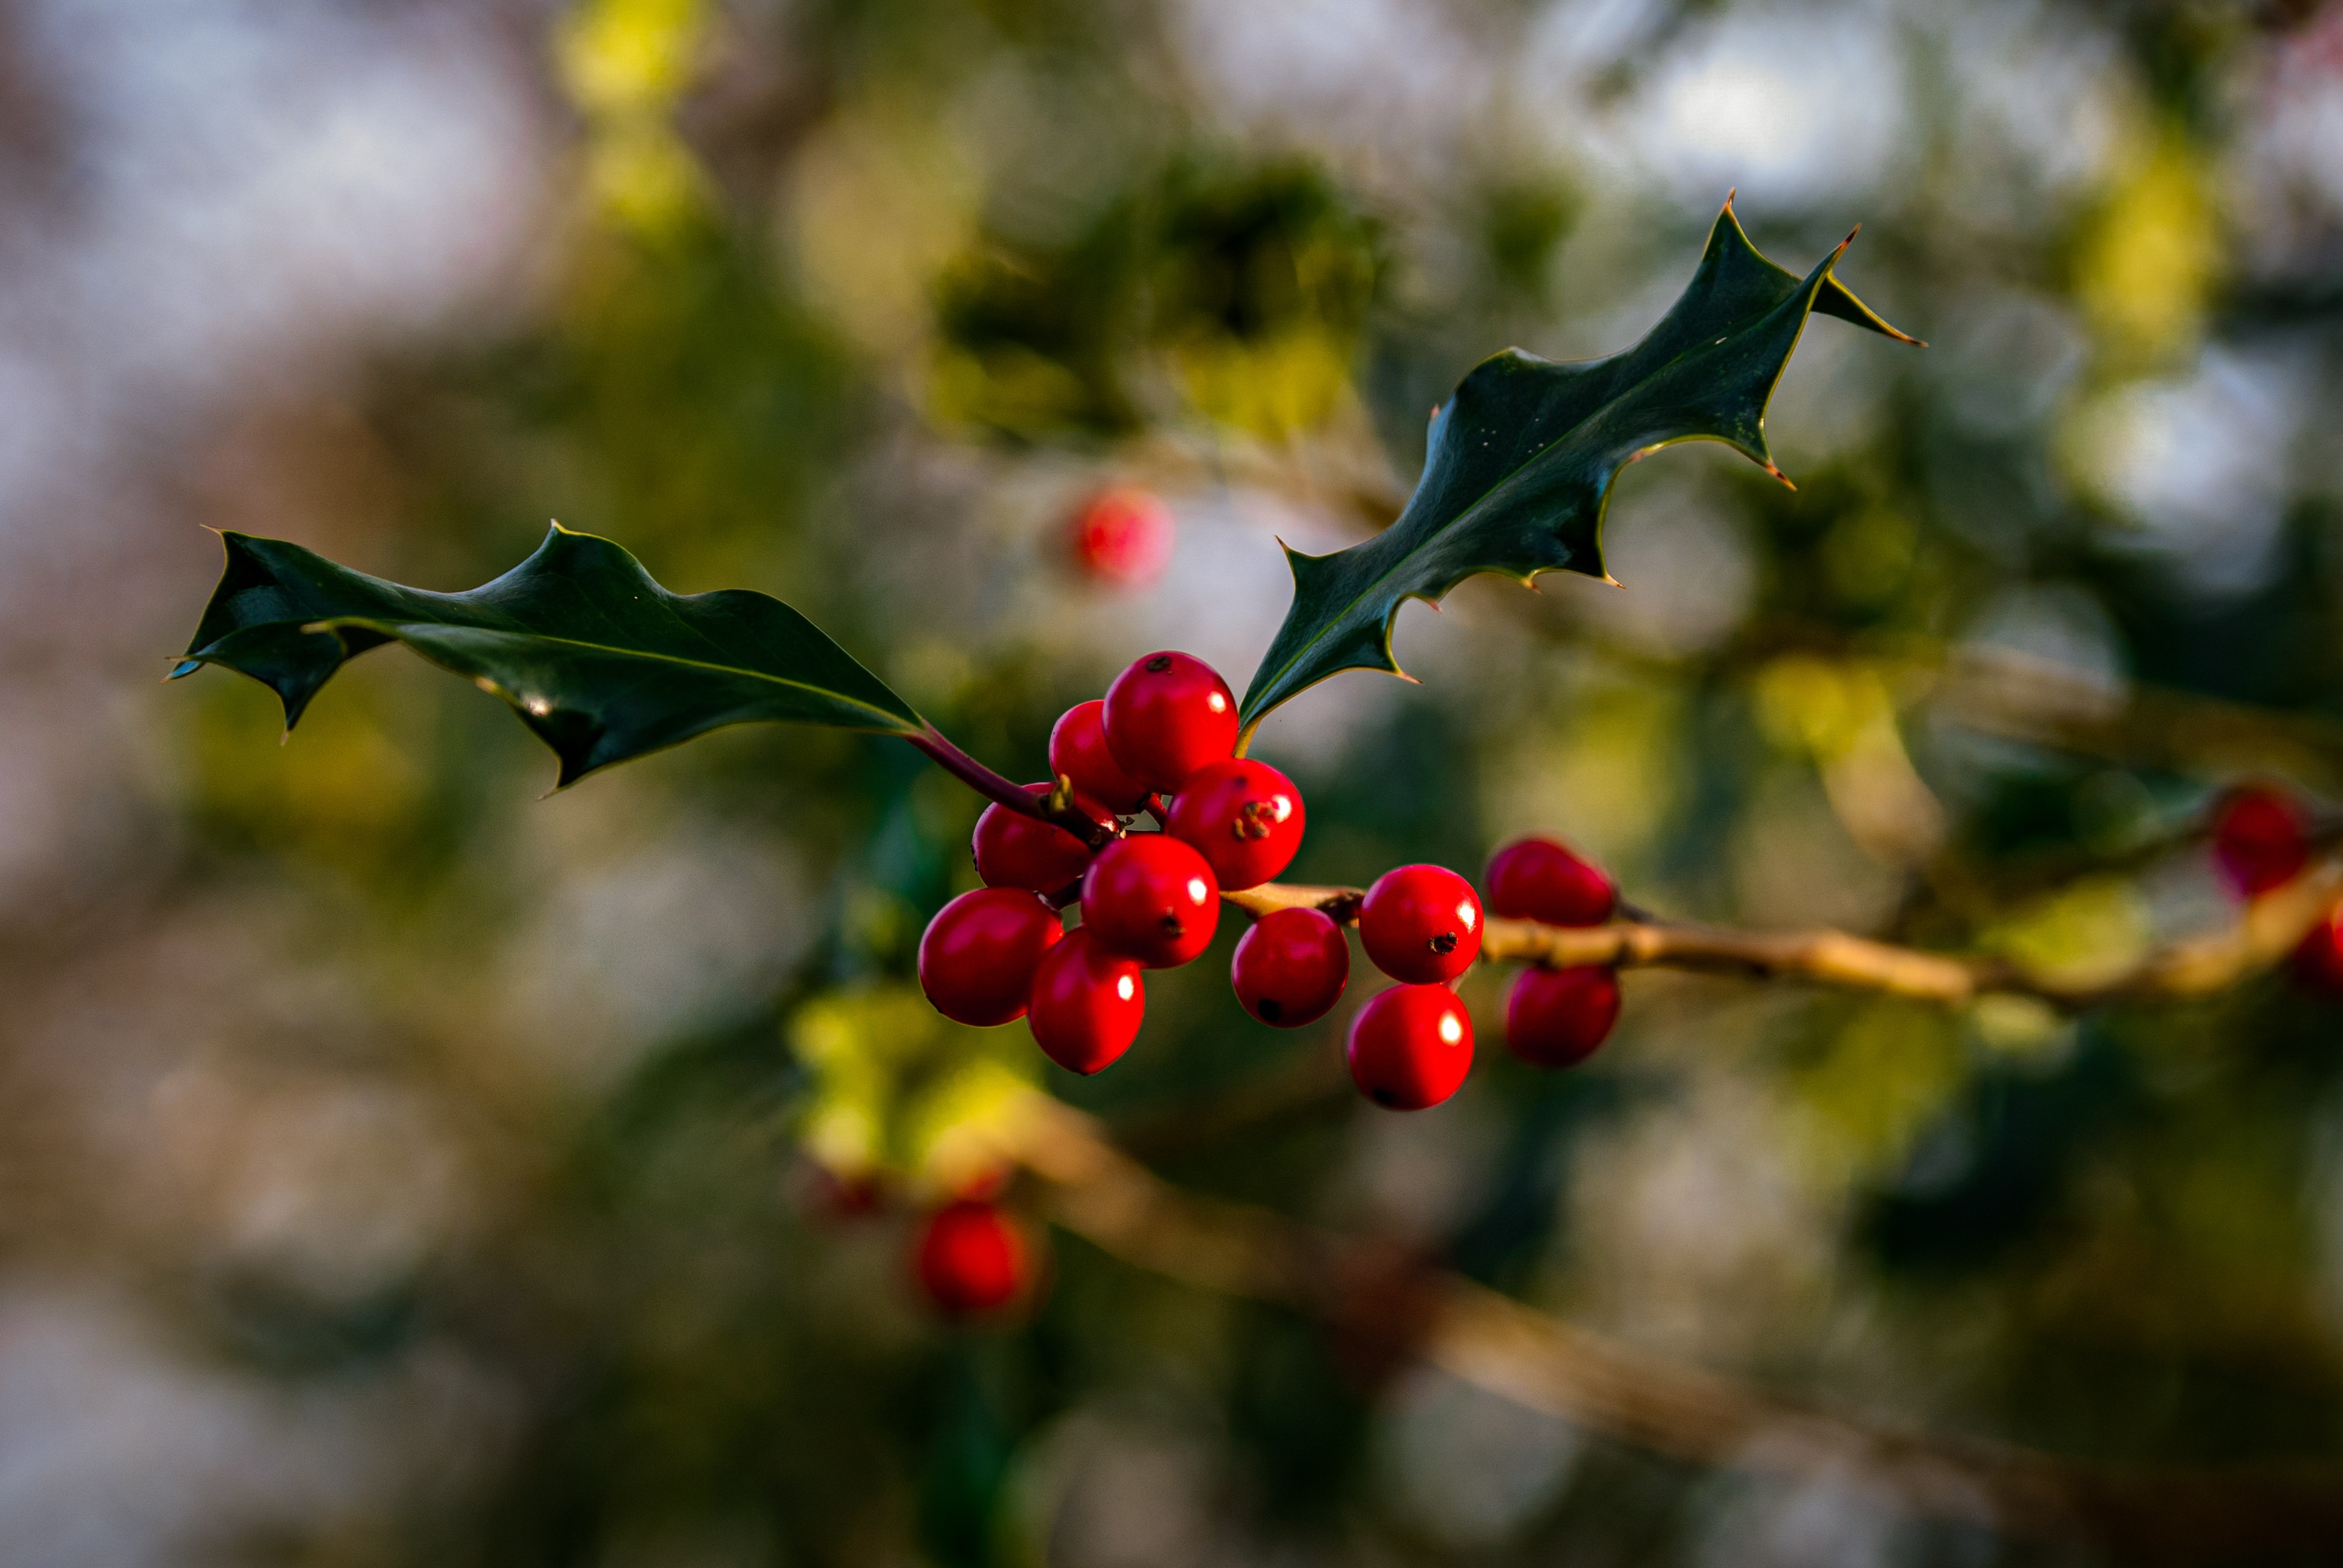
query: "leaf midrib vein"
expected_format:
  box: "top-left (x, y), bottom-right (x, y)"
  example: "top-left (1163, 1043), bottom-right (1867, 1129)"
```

top-left (327, 617), bottom-right (918, 731)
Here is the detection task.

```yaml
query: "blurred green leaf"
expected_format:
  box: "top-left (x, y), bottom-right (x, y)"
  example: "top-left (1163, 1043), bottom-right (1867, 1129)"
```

top-left (1239, 202), bottom-right (1918, 727)
top-left (173, 524), bottom-right (924, 786)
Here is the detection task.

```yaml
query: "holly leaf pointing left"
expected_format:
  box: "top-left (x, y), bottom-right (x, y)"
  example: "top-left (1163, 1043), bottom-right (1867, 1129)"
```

top-left (172, 524), bottom-right (925, 785)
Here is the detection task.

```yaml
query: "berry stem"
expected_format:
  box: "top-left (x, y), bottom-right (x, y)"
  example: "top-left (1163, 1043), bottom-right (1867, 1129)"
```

top-left (908, 726), bottom-right (1115, 848)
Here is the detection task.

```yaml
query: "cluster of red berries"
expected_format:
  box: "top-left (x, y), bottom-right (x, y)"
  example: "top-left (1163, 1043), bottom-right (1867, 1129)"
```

top-left (2211, 782), bottom-right (2343, 993)
top-left (1345, 837), bottom-right (1626, 1112)
top-left (918, 650), bottom-right (1313, 1074)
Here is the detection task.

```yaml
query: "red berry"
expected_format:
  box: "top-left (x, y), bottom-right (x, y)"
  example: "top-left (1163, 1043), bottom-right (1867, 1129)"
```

top-left (1165, 758), bottom-right (1305, 890)
top-left (2297, 904), bottom-right (2343, 995)
top-left (1230, 906), bottom-right (1348, 1027)
top-left (918, 888), bottom-right (1062, 1026)
top-left (1028, 928), bottom-right (1145, 1074)
top-left (1068, 486), bottom-right (1175, 587)
top-left (1346, 984), bottom-right (1474, 1110)
top-left (1049, 699), bottom-right (1154, 814)
top-left (1360, 864), bottom-right (1482, 984)
top-left (1483, 836), bottom-right (1616, 926)
top-left (973, 784), bottom-right (1107, 892)
top-left (913, 1199), bottom-right (1027, 1315)
top-left (1102, 651), bottom-right (1238, 793)
top-left (2213, 785), bottom-right (2311, 897)
top-left (1080, 834), bottom-right (1220, 968)
top-left (1505, 966), bottom-right (1621, 1068)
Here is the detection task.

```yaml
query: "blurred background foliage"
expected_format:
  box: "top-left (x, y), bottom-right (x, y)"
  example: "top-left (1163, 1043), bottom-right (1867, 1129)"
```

top-left (5, 0), bottom-right (2343, 1562)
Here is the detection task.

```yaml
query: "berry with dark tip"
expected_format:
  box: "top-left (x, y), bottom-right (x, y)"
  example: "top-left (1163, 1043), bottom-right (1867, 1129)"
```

top-left (973, 784), bottom-right (1108, 892)
top-left (914, 1199), bottom-right (1027, 1315)
top-left (1346, 984), bottom-right (1474, 1110)
top-left (1165, 758), bottom-right (1305, 891)
top-left (1102, 651), bottom-right (1238, 794)
top-left (1080, 834), bottom-right (1220, 968)
top-left (1483, 836), bottom-right (1617, 927)
top-left (1359, 864), bottom-right (1482, 984)
top-left (2213, 785), bottom-right (2311, 898)
top-left (1050, 699), bottom-right (1153, 813)
top-left (918, 888), bottom-right (1062, 1026)
top-left (1230, 906), bottom-right (1348, 1027)
top-left (1068, 486), bottom-right (1175, 587)
top-left (1504, 966), bottom-right (1621, 1068)
top-left (1027, 928), bottom-right (1145, 1074)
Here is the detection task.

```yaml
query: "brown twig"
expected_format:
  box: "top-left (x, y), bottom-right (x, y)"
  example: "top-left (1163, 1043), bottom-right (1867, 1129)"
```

top-left (1227, 860), bottom-right (2343, 1010)
top-left (996, 1090), bottom-right (2343, 1556)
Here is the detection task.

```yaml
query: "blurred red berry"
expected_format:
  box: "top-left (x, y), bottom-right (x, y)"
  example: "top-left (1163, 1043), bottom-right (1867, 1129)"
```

top-left (2212, 785), bottom-right (2312, 897)
top-left (2296, 905), bottom-right (2343, 995)
top-left (1102, 651), bottom-right (1237, 794)
top-left (1230, 906), bottom-right (1348, 1027)
top-left (1165, 758), bottom-right (1305, 890)
top-left (973, 784), bottom-right (1107, 892)
top-left (1346, 984), bottom-right (1474, 1110)
top-left (1360, 864), bottom-right (1482, 984)
top-left (1504, 966), bottom-right (1621, 1068)
top-left (1027, 928), bottom-right (1146, 1074)
top-left (914, 1199), bottom-right (1027, 1316)
top-left (1049, 699), bottom-right (1153, 813)
top-left (1068, 486), bottom-right (1174, 587)
top-left (1483, 836), bottom-right (1616, 926)
top-left (918, 888), bottom-right (1061, 1026)
top-left (1080, 834), bottom-right (1220, 968)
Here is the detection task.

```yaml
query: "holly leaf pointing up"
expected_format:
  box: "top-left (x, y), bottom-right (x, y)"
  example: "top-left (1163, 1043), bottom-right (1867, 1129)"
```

top-left (172, 524), bottom-right (925, 785)
top-left (1238, 197), bottom-right (1920, 729)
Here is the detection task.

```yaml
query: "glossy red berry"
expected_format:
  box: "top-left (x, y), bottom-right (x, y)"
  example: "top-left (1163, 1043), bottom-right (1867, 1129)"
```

top-left (1346, 984), bottom-right (1474, 1110)
top-left (1230, 906), bottom-right (1348, 1027)
top-left (1505, 966), bottom-right (1621, 1068)
top-left (918, 888), bottom-right (1062, 1026)
top-left (1050, 699), bottom-right (1154, 813)
top-left (1360, 864), bottom-right (1482, 984)
top-left (1080, 834), bottom-right (1220, 968)
top-left (1068, 486), bottom-right (1175, 587)
top-left (1165, 758), bottom-right (1305, 890)
top-left (2212, 785), bottom-right (2311, 897)
top-left (1484, 836), bottom-right (1616, 926)
top-left (973, 785), bottom-right (1106, 892)
top-left (1027, 928), bottom-right (1145, 1074)
top-left (914, 1199), bottom-right (1027, 1315)
top-left (1102, 651), bottom-right (1238, 793)
top-left (2296, 905), bottom-right (2343, 995)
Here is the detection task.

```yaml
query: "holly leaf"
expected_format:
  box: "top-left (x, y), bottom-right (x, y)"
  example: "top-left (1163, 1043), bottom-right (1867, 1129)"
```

top-left (172, 523), bottom-right (925, 785)
top-left (1238, 198), bottom-right (1920, 729)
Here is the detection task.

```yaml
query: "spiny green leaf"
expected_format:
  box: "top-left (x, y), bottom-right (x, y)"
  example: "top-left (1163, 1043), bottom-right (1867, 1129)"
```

top-left (1238, 199), bottom-right (1920, 729)
top-left (172, 524), bottom-right (924, 786)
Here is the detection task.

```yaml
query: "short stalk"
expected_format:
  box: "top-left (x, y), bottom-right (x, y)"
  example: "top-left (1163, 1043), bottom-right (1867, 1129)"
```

top-left (907, 727), bottom-right (1115, 848)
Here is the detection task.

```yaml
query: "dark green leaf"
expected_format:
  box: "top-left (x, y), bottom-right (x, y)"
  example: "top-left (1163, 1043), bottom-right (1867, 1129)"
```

top-left (1238, 199), bottom-right (1920, 729)
top-left (172, 524), bottom-right (924, 785)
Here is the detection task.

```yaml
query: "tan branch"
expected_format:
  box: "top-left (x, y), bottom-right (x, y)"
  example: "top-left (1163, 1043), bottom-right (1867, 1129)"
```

top-left (1227, 860), bottom-right (2343, 1010)
top-left (999, 1089), bottom-right (2343, 1555)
